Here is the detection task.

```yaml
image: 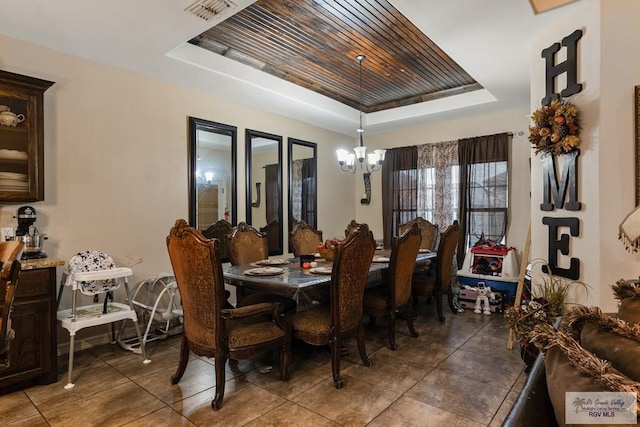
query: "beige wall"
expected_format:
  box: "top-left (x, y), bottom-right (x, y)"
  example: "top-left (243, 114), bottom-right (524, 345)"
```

top-left (529, 0), bottom-right (640, 311)
top-left (0, 35), bottom-right (359, 293)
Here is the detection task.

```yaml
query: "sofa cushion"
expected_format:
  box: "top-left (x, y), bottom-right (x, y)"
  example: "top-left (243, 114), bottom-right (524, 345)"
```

top-left (618, 298), bottom-right (640, 325)
top-left (532, 323), bottom-right (640, 427)
top-left (545, 346), bottom-right (611, 427)
top-left (565, 306), bottom-right (640, 382)
top-left (611, 279), bottom-right (640, 324)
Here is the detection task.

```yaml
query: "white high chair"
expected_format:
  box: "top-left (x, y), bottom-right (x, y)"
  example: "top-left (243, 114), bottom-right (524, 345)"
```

top-left (57, 250), bottom-right (151, 389)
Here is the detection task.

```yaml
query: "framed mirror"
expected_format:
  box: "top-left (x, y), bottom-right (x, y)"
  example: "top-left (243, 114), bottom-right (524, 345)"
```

top-left (188, 117), bottom-right (237, 258)
top-left (288, 138), bottom-right (317, 231)
top-left (246, 129), bottom-right (283, 255)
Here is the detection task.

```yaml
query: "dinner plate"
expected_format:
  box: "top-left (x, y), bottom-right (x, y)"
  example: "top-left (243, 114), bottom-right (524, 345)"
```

top-left (418, 249), bottom-right (432, 253)
top-left (372, 256), bottom-right (390, 263)
top-left (244, 267), bottom-right (284, 276)
top-left (309, 267), bottom-right (332, 275)
top-left (255, 258), bottom-right (289, 266)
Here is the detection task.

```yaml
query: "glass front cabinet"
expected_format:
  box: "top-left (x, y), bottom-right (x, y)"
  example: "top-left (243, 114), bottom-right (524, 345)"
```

top-left (0, 70), bottom-right (54, 201)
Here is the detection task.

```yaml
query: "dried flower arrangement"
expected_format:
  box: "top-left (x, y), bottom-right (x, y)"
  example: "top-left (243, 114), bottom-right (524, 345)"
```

top-left (528, 98), bottom-right (581, 155)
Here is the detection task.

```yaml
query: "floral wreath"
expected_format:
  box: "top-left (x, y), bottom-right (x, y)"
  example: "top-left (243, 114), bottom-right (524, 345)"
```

top-left (528, 98), bottom-right (581, 155)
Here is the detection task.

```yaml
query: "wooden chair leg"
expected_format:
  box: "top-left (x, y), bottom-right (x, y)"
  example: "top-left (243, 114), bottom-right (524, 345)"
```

top-left (212, 351), bottom-right (227, 410)
top-left (171, 336), bottom-right (190, 384)
top-left (387, 310), bottom-right (397, 351)
top-left (357, 320), bottom-right (372, 367)
top-left (406, 299), bottom-right (419, 338)
top-left (279, 342), bottom-right (291, 381)
top-left (435, 291), bottom-right (445, 323)
top-left (330, 337), bottom-right (344, 389)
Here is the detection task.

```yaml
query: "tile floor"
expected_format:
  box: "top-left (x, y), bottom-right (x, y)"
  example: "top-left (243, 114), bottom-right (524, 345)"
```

top-left (1, 301), bottom-right (527, 426)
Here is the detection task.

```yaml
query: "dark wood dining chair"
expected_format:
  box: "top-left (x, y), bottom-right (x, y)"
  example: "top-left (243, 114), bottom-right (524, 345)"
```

top-left (227, 222), bottom-right (296, 313)
top-left (0, 240), bottom-right (24, 370)
top-left (412, 220), bottom-right (460, 322)
top-left (166, 219), bottom-right (291, 410)
top-left (400, 217), bottom-right (439, 252)
top-left (290, 223), bottom-right (376, 389)
top-left (364, 223), bottom-right (421, 350)
top-left (344, 219), bottom-right (365, 237)
top-left (202, 219), bottom-right (233, 262)
top-left (289, 219), bottom-right (323, 257)
top-left (260, 220), bottom-right (280, 254)
top-left (227, 222), bottom-right (268, 265)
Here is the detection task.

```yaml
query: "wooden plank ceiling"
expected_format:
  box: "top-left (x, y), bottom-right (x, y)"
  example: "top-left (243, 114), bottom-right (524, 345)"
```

top-left (189, 0), bottom-right (482, 113)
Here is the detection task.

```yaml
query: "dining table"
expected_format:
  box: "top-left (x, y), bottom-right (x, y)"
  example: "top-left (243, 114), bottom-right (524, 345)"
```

top-left (222, 249), bottom-right (436, 311)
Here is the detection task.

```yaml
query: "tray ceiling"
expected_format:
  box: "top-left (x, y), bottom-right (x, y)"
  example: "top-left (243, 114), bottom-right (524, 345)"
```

top-left (189, 0), bottom-right (482, 113)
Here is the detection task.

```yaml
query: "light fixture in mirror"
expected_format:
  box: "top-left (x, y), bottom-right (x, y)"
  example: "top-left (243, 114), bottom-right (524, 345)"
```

top-left (188, 116), bottom-right (237, 234)
top-left (288, 138), bottom-right (317, 231)
top-left (246, 129), bottom-right (283, 256)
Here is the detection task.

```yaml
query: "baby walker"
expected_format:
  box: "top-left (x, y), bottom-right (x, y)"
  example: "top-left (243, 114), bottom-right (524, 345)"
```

top-left (118, 273), bottom-right (183, 353)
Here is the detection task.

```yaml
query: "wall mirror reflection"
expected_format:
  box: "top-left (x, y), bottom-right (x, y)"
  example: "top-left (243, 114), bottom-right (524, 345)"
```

top-left (188, 117), bottom-right (237, 260)
top-left (288, 138), bottom-right (317, 231)
top-left (246, 129), bottom-right (283, 256)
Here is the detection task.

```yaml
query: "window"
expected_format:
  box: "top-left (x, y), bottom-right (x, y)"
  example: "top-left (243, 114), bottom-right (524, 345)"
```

top-left (390, 168), bottom-right (418, 236)
top-left (466, 160), bottom-right (508, 248)
top-left (382, 134), bottom-right (510, 263)
top-left (381, 146), bottom-right (418, 246)
top-left (457, 133), bottom-right (511, 266)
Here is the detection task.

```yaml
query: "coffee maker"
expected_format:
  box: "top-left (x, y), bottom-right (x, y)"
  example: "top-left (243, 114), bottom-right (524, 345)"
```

top-left (15, 205), bottom-right (47, 259)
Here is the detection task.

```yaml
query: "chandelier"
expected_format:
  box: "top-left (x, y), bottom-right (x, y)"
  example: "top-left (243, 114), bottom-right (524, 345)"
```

top-left (336, 55), bottom-right (386, 174)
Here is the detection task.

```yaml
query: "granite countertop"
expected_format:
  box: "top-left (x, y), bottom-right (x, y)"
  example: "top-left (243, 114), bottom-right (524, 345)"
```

top-left (21, 258), bottom-right (65, 270)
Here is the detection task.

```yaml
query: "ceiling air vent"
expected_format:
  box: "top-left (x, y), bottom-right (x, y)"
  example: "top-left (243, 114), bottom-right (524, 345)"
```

top-left (185, 0), bottom-right (237, 21)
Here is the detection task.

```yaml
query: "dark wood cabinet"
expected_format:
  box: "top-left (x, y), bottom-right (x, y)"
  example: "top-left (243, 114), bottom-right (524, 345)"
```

top-left (0, 264), bottom-right (59, 393)
top-left (0, 70), bottom-right (54, 201)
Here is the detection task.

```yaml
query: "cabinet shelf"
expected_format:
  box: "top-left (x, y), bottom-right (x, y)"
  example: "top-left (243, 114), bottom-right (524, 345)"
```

top-left (0, 125), bottom-right (27, 134)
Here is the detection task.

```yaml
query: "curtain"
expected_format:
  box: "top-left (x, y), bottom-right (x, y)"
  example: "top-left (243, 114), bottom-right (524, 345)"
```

top-left (457, 132), bottom-right (511, 267)
top-left (291, 158), bottom-right (316, 226)
top-left (382, 146), bottom-right (418, 248)
top-left (291, 160), bottom-right (302, 221)
top-left (301, 158), bottom-right (316, 226)
top-left (417, 140), bottom-right (459, 231)
top-left (264, 164), bottom-right (279, 224)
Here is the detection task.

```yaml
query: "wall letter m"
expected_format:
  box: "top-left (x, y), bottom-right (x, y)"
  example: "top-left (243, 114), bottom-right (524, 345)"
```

top-left (540, 150), bottom-right (581, 211)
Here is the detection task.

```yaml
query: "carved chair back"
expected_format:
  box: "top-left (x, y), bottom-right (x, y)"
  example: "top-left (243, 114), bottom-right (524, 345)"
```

top-left (388, 223), bottom-right (422, 308)
top-left (167, 219), bottom-right (226, 353)
top-left (400, 217), bottom-right (438, 251)
top-left (227, 222), bottom-right (268, 265)
top-left (290, 220), bottom-right (323, 257)
top-left (259, 220), bottom-right (280, 254)
top-left (331, 223), bottom-right (377, 332)
top-left (344, 219), bottom-right (365, 237)
top-left (435, 220), bottom-right (460, 292)
top-left (202, 219), bottom-right (233, 261)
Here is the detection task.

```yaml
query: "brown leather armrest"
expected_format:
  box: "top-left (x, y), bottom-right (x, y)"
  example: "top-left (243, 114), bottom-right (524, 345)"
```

top-left (503, 353), bottom-right (558, 427)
